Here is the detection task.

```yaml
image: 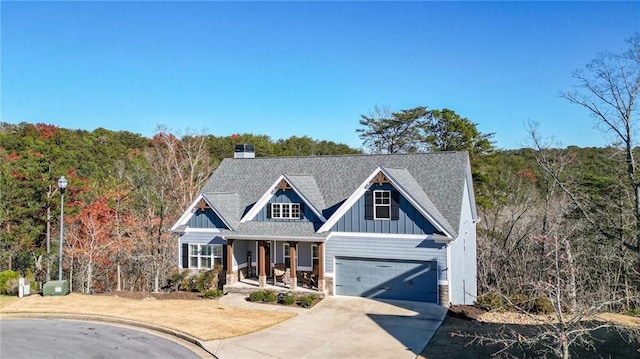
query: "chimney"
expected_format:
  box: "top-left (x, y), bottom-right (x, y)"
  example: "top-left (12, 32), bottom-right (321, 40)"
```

top-left (234, 144), bottom-right (255, 158)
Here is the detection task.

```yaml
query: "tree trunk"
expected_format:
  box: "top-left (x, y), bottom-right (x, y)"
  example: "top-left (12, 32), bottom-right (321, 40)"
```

top-left (86, 254), bottom-right (93, 294)
top-left (154, 267), bottom-right (160, 293)
top-left (117, 263), bottom-right (121, 291)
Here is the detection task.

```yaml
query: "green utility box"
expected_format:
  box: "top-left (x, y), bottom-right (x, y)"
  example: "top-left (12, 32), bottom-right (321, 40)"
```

top-left (43, 280), bottom-right (69, 296)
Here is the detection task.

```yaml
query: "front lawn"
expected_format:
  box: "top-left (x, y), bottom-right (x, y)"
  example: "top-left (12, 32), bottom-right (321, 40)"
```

top-left (0, 293), bottom-right (294, 341)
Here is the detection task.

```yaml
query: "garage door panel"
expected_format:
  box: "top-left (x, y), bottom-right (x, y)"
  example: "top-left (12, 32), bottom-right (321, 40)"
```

top-left (335, 257), bottom-right (437, 303)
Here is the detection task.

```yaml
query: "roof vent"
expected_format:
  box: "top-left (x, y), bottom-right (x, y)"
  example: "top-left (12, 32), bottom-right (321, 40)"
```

top-left (234, 144), bottom-right (255, 158)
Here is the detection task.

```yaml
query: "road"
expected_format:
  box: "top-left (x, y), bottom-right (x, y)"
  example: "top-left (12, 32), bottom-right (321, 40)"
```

top-left (0, 319), bottom-right (205, 359)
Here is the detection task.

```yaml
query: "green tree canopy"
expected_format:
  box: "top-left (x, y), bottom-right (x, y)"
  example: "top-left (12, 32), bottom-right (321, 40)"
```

top-left (356, 105), bottom-right (495, 155)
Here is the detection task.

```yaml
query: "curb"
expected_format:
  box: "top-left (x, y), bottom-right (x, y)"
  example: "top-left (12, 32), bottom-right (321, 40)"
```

top-left (1, 312), bottom-right (217, 358)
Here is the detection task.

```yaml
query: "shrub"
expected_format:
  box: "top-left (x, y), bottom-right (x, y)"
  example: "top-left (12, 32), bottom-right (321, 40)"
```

top-left (170, 271), bottom-right (189, 291)
top-left (249, 290), bottom-right (265, 302)
top-left (4, 278), bottom-right (19, 295)
top-left (195, 270), bottom-right (219, 293)
top-left (0, 270), bottom-right (20, 295)
top-left (202, 289), bottom-right (224, 299)
top-left (508, 293), bottom-right (529, 311)
top-left (477, 292), bottom-right (505, 311)
top-left (281, 293), bottom-right (295, 305)
top-left (298, 294), bottom-right (316, 308)
top-left (264, 290), bottom-right (277, 303)
top-left (532, 295), bottom-right (555, 314)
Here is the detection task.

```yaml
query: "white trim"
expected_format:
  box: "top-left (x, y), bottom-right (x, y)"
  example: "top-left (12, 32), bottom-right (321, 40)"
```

top-left (226, 234), bottom-right (326, 242)
top-left (317, 166), bottom-right (455, 238)
top-left (438, 280), bottom-right (449, 285)
top-left (373, 190), bottom-right (392, 220)
top-left (271, 202), bottom-right (301, 219)
top-left (240, 174), bottom-right (327, 223)
top-left (326, 231), bottom-right (449, 241)
top-left (180, 228), bottom-right (223, 233)
top-left (446, 243), bottom-right (451, 293)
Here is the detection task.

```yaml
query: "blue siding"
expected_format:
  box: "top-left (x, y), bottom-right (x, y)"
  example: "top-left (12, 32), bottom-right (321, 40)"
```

top-left (448, 181), bottom-right (477, 305)
top-left (254, 190), bottom-right (321, 223)
top-left (325, 236), bottom-right (448, 281)
top-left (187, 209), bottom-right (228, 229)
top-left (331, 184), bottom-right (438, 235)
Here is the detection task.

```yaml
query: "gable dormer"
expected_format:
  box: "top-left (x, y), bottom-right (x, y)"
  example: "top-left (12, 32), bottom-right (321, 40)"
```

top-left (240, 174), bottom-right (327, 223)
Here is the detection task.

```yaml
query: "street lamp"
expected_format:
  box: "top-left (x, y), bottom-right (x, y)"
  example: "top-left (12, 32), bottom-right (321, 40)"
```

top-left (57, 176), bottom-right (67, 281)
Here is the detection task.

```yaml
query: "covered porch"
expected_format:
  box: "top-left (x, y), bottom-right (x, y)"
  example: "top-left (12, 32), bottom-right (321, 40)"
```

top-left (222, 237), bottom-right (327, 294)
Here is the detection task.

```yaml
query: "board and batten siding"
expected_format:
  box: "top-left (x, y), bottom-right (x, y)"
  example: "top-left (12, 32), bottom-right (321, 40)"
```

top-left (187, 209), bottom-right (228, 229)
top-left (254, 190), bottom-right (321, 223)
top-left (331, 186), bottom-right (438, 235)
top-left (325, 235), bottom-right (448, 282)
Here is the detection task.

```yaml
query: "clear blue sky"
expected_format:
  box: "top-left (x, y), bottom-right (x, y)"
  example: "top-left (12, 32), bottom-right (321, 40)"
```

top-left (2, 1), bottom-right (639, 150)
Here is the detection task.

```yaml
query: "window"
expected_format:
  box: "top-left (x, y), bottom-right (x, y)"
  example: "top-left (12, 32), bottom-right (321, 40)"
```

top-left (374, 190), bottom-right (391, 219)
top-left (188, 244), bottom-right (222, 269)
top-left (311, 244), bottom-right (319, 273)
top-left (284, 243), bottom-right (291, 267)
top-left (271, 203), bottom-right (301, 219)
top-left (283, 243), bottom-right (298, 267)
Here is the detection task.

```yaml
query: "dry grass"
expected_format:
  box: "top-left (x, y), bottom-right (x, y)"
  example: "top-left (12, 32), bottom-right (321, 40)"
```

top-left (0, 293), bottom-right (294, 341)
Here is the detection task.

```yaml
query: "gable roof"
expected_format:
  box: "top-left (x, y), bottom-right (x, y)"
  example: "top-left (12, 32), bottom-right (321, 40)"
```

top-left (321, 166), bottom-right (456, 236)
top-left (240, 174), bottom-right (327, 223)
top-left (193, 152), bottom-right (476, 239)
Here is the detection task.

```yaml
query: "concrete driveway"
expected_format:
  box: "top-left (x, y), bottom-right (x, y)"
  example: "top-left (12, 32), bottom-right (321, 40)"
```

top-left (206, 294), bottom-right (447, 359)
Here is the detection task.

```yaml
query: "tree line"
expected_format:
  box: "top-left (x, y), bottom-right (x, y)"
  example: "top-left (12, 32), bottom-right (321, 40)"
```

top-left (0, 125), bottom-right (360, 293)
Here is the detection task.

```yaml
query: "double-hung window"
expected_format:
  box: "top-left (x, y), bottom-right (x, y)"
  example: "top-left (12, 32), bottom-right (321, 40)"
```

top-left (189, 244), bottom-right (222, 269)
top-left (271, 203), bottom-right (301, 219)
top-left (373, 190), bottom-right (391, 219)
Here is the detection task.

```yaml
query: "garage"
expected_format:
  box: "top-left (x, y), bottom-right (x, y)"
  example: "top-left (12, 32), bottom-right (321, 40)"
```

top-left (334, 257), bottom-right (438, 303)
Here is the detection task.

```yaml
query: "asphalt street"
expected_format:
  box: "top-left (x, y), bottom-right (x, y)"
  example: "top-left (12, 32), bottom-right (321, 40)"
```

top-left (0, 319), bottom-right (202, 359)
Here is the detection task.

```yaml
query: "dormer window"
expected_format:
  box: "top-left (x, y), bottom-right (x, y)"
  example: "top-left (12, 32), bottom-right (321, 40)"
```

top-left (271, 203), bottom-right (302, 219)
top-left (374, 190), bottom-right (391, 219)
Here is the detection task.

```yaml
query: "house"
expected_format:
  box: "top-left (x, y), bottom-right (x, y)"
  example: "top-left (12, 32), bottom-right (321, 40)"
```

top-left (171, 145), bottom-right (478, 305)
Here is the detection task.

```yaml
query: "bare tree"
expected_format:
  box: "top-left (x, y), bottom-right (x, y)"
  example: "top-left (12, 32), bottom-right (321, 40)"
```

top-left (562, 33), bottom-right (640, 251)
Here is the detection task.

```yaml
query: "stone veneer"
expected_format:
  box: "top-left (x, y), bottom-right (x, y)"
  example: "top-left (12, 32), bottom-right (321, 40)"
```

top-left (438, 284), bottom-right (449, 307)
top-left (325, 277), bottom-right (334, 295)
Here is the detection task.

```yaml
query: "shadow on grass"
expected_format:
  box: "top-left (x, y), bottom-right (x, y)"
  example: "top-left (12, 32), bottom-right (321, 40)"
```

top-left (421, 316), bottom-right (640, 359)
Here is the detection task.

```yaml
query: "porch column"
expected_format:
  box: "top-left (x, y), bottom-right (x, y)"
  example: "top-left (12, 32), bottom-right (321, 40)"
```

top-left (258, 240), bottom-right (267, 288)
top-left (225, 239), bottom-right (237, 285)
top-left (317, 241), bottom-right (326, 292)
top-left (288, 241), bottom-right (298, 290)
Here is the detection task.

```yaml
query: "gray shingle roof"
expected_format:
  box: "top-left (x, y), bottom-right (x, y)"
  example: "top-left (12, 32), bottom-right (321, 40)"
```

top-left (284, 174), bottom-right (326, 217)
top-left (382, 166), bottom-right (455, 236)
top-left (200, 152), bottom-right (473, 238)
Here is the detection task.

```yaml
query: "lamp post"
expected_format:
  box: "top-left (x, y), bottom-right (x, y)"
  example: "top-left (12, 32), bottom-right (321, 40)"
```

top-left (57, 176), bottom-right (67, 281)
